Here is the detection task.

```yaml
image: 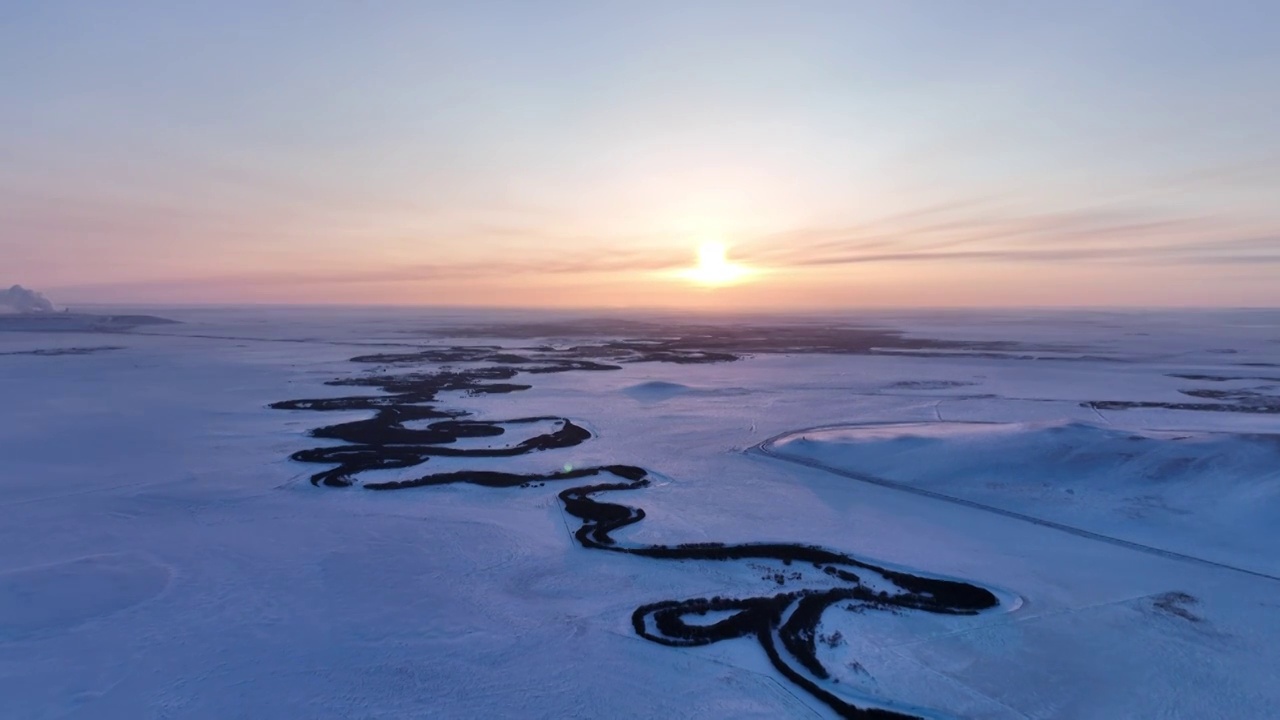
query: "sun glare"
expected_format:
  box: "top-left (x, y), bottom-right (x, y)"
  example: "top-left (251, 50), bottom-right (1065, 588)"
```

top-left (680, 241), bottom-right (755, 287)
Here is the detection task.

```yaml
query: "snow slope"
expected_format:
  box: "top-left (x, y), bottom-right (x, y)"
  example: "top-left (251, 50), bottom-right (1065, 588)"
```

top-left (769, 421), bottom-right (1280, 576)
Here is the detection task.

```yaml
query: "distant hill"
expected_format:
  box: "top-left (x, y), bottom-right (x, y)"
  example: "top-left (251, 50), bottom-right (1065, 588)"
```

top-left (0, 312), bottom-right (179, 332)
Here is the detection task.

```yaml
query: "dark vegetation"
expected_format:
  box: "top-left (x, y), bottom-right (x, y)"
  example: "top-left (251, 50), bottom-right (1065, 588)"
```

top-left (1087, 399), bottom-right (1280, 414)
top-left (0, 345), bottom-right (124, 356)
top-left (886, 380), bottom-right (976, 390)
top-left (1167, 374), bottom-right (1280, 383)
top-left (1088, 381), bottom-right (1280, 415)
top-left (404, 319), bottom-right (1035, 358)
top-left (272, 335), bottom-right (1005, 719)
top-left (1150, 592), bottom-right (1203, 624)
top-left (0, 313), bottom-right (176, 332)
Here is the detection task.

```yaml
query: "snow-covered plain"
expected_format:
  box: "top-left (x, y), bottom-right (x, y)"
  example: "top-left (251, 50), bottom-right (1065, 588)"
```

top-left (2, 307), bottom-right (1279, 719)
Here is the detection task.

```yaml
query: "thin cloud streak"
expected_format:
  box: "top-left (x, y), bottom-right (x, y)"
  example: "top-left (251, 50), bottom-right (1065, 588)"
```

top-left (48, 231), bottom-right (1279, 300)
top-left (47, 247), bottom-right (696, 294)
top-left (776, 243), bottom-right (1280, 268)
top-left (30, 194), bottom-right (1279, 298)
top-left (729, 199), bottom-right (1275, 269)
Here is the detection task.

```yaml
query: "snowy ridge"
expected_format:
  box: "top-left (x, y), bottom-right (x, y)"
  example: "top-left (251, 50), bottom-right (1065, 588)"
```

top-left (763, 421), bottom-right (1280, 579)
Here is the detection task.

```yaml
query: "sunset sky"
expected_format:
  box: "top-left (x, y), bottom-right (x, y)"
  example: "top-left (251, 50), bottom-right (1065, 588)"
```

top-left (3, 1), bottom-right (1279, 309)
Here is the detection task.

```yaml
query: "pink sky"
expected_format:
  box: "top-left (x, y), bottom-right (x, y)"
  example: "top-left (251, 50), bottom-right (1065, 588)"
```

top-left (4, 3), bottom-right (1279, 308)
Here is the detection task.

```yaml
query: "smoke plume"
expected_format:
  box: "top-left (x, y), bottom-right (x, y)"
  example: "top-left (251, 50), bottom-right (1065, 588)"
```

top-left (0, 285), bottom-right (57, 313)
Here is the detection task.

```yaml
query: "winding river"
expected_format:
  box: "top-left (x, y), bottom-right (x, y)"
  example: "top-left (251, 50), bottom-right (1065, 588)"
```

top-left (272, 343), bottom-right (1004, 719)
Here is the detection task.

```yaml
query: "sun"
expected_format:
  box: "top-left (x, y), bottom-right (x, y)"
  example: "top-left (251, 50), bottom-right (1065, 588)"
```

top-left (679, 241), bottom-right (755, 287)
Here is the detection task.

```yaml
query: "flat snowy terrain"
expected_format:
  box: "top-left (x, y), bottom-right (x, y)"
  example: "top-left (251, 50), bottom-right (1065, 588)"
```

top-left (2, 308), bottom-right (1278, 719)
